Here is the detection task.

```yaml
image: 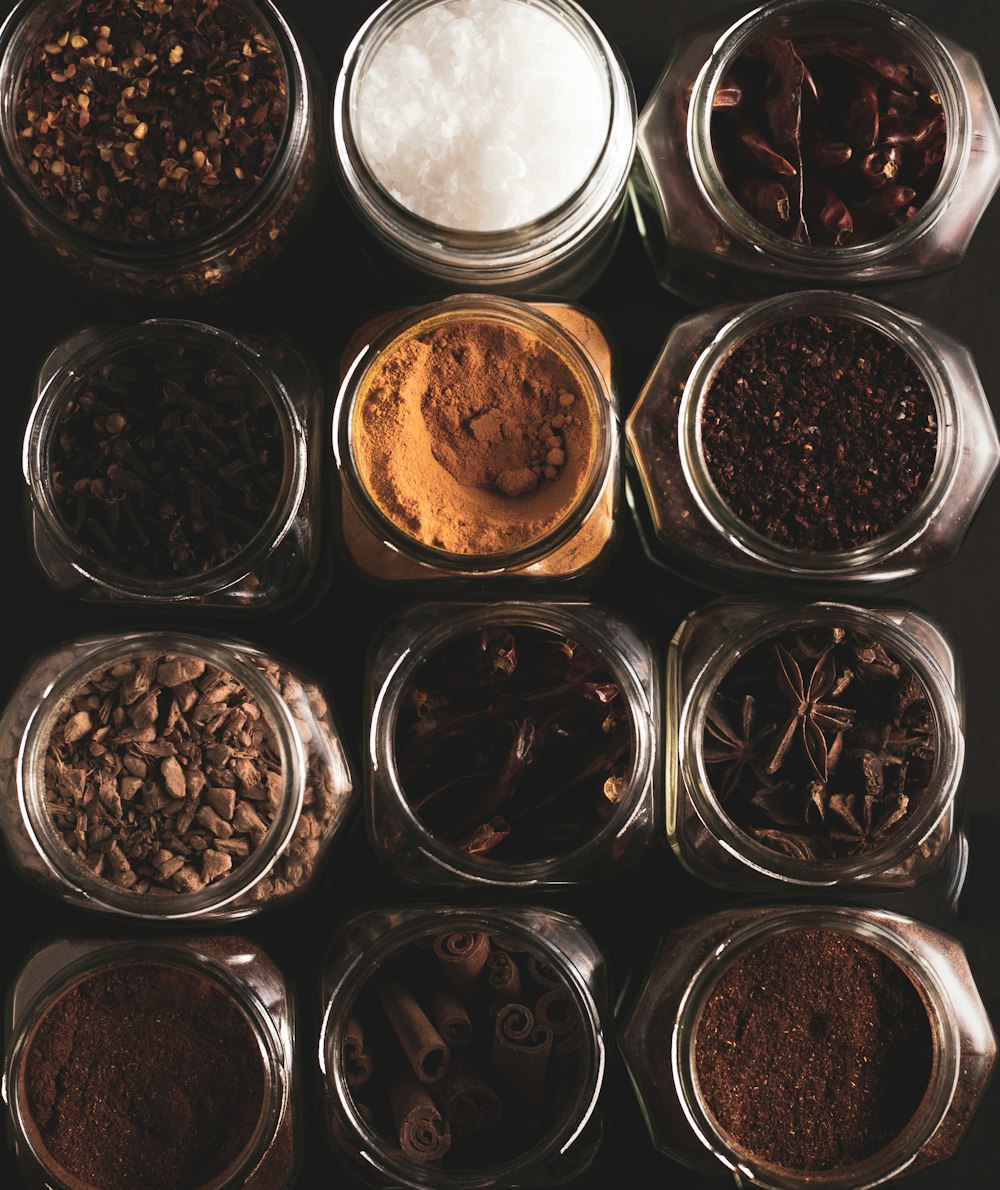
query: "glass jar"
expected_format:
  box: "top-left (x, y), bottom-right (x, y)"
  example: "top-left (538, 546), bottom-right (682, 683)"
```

top-left (668, 597), bottom-right (965, 895)
top-left (318, 903), bottom-right (608, 1188)
top-left (0, 628), bottom-right (356, 920)
top-left (619, 903), bottom-right (997, 1188)
top-left (22, 318), bottom-right (327, 616)
top-left (331, 0), bottom-right (636, 298)
top-left (0, 0), bottom-right (323, 298)
top-left (625, 289), bottom-right (999, 592)
top-left (333, 294), bottom-right (622, 589)
top-left (365, 599), bottom-right (660, 888)
top-left (629, 0), bottom-right (1000, 308)
top-left (3, 934), bottom-right (296, 1189)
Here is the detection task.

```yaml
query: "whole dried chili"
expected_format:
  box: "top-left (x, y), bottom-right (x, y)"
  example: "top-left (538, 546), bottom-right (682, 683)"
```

top-left (702, 624), bottom-right (937, 863)
top-left (14, 0), bottom-right (288, 242)
top-left (393, 625), bottom-right (633, 863)
top-left (711, 29), bottom-right (945, 244)
top-left (700, 313), bottom-right (938, 551)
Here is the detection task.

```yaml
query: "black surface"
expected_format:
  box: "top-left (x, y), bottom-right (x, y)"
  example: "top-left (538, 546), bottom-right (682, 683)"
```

top-left (0, 2), bottom-right (997, 1188)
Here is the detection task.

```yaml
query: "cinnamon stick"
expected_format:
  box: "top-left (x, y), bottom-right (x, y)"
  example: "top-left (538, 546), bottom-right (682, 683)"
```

top-left (343, 1013), bottom-right (374, 1087)
top-left (534, 988), bottom-right (581, 1054)
top-left (486, 950), bottom-right (523, 1001)
top-left (433, 1058), bottom-right (504, 1138)
top-left (390, 1074), bottom-right (452, 1163)
top-left (492, 1003), bottom-right (553, 1114)
top-left (525, 952), bottom-right (562, 989)
top-left (433, 931), bottom-right (490, 999)
top-left (374, 974), bottom-right (450, 1084)
top-left (428, 983), bottom-right (473, 1046)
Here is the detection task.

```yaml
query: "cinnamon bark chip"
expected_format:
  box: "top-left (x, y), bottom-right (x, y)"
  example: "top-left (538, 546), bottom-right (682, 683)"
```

top-left (492, 1003), bottom-right (554, 1114)
top-left (390, 1075), bottom-right (452, 1163)
top-left (374, 974), bottom-right (451, 1084)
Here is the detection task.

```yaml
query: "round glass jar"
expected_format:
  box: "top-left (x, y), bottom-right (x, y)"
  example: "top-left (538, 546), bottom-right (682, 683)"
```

top-left (620, 903), bottom-right (997, 1188)
top-left (3, 934), bottom-right (296, 1190)
top-left (0, 628), bottom-right (356, 920)
top-left (318, 903), bottom-right (608, 1188)
top-left (625, 289), bottom-right (999, 592)
top-left (629, 0), bottom-right (1000, 307)
top-left (365, 599), bottom-right (660, 888)
top-left (333, 294), bottom-right (622, 589)
top-left (332, 0), bottom-right (636, 298)
top-left (22, 318), bottom-right (327, 616)
top-left (668, 598), bottom-right (965, 896)
top-left (0, 0), bottom-right (323, 298)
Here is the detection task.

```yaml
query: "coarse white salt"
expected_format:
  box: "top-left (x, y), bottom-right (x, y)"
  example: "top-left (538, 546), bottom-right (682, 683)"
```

top-left (355, 0), bottom-right (611, 232)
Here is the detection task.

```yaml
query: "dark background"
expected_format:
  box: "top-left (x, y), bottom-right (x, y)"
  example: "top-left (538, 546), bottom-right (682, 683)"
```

top-left (0, 1), bottom-right (998, 1187)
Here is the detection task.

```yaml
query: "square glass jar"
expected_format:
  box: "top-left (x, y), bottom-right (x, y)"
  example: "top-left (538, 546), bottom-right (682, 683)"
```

top-left (318, 903), bottom-right (608, 1188)
top-left (625, 288), bottom-right (999, 591)
top-left (667, 597), bottom-right (965, 895)
top-left (628, 0), bottom-right (1000, 307)
top-left (22, 318), bottom-right (328, 617)
top-left (333, 294), bottom-right (622, 589)
top-left (364, 599), bottom-right (660, 888)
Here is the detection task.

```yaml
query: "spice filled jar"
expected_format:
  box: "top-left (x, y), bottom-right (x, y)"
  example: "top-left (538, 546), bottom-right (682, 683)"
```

top-left (619, 903), bottom-right (997, 1188)
top-left (333, 294), bottom-right (622, 589)
top-left (0, 628), bottom-right (356, 920)
top-left (365, 599), bottom-right (660, 888)
top-left (0, 0), bottom-right (323, 298)
top-left (625, 289), bottom-right (999, 592)
top-left (22, 318), bottom-right (327, 616)
top-left (318, 903), bottom-right (608, 1188)
top-left (629, 0), bottom-right (1000, 306)
top-left (668, 598), bottom-right (965, 896)
top-left (4, 934), bottom-right (296, 1189)
top-left (332, 0), bottom-right (636, 297)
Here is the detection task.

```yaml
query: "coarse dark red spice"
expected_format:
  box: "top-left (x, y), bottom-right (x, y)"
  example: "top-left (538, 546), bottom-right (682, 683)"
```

top-left (19, 960), bottom-right (267, 1190)
top-left (694, 928), bottom-right (934, 1172)
top-left (14, 0), bottom-right (288, 242)
top-left (700, 314), bottom-right (938, 550)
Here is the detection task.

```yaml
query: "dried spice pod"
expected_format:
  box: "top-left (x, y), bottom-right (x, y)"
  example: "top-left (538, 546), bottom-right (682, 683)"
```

top-left (668, 599), bottom-right (964, 893)
top-left (0, 0), bottom-right (323, 297)
top-left (0, 629), bottom-right (356, 919)
top-left (320, 908), bottom-right (607, 1183)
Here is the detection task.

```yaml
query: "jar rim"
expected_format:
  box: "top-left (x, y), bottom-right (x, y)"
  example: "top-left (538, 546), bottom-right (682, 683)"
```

top-left (687, 0), bottom-right (971, 272)
top-left (5, 939), bottom-right (287, 1190)
top-left (333, 293), bottom-right (618, 576)
top-left (23, 317), bottom-right (308, 601)
top-left (15, 629), bottom-right (307, 919)
top-left (318, 905), bottom-right (605, 1189)
top-left (680, 601), bottom-right (964, 885)
top-left (677, 289), bottom-right (959, 576)
top-left (369, 599), bottom-right (655, 884)
top-left (672, 905), bottom-right (961, 1190)
top-left (331, 0), bottom-right (636, 280)
top-left (0, 0), bottom-right (312, 267)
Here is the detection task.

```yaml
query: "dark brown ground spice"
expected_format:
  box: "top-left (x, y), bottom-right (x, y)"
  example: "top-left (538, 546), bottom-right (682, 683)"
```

top-left (700, 314), bottom-right (938, 551)
top-left (694, 928), bottom-right (934, 1172)
top-left (14, 0), bottom-right (288, 242)
top-left (20, 961), bottom-right (267, 1190)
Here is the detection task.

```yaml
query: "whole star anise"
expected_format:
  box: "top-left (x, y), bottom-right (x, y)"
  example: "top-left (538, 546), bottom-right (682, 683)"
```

top-left (703, 695), bottom-right (774, 800)
top-left (767, 645), bottom-right (855, 780)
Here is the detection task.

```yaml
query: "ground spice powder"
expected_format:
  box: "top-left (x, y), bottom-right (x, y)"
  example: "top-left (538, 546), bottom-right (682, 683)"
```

top-left (19, 960), bottom-right (267, 1190)
top-left (694, 927), bottom-right (934, 1172)
top-left (352, 317), bottom-right (596, 556)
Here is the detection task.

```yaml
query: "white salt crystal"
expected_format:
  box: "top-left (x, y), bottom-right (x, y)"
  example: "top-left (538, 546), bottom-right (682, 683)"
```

top-left (355, 0), bottom-right (610, 231)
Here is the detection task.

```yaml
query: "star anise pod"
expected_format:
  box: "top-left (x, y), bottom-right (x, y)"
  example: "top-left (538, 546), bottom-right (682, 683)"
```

top-left (827, 790), bottom-right (909, 853)
top-left (767, 645), bottom-right (855, 780)
top-left (703, 694), bottom-right (774, 800)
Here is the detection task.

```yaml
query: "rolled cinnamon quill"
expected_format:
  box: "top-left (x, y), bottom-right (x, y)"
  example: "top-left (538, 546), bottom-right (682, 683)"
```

top-left (434, 1058), bottom-right (504, 1137)
top-left (390, 1074), bottom-right (452, 1163)
top-left (492, 1002), bottom-right (553, 1113)
top-left (535, 988), bottom-right (581, 1054)
top-left (433, 931), bottom-right (490, 999)
top-left (343, 1013), bottom-right (374, 1087)
top-left (525, 953), bottom-right (562, 989)
top-left (486, 949), bottom-right (523, 1001)
top-left (428, 983), bottom-right (473, 1046)
top-left (375, 974), bottom-right (451, 1084)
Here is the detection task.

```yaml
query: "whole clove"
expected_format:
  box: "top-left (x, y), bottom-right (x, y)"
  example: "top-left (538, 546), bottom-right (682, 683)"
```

top-left (711, 29), bottom-right (946, 244)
